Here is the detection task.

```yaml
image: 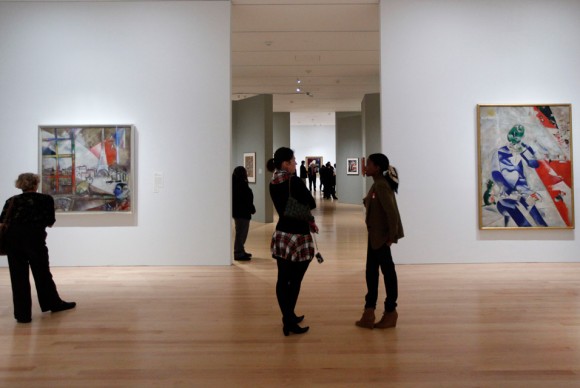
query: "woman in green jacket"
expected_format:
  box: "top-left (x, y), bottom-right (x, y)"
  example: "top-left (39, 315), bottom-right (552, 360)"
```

top-left (356, 153), bottom-right (404, 329)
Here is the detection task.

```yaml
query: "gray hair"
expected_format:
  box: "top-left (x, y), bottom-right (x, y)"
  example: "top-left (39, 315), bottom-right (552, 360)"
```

top-left (15, 173), bottom-right (40, 192)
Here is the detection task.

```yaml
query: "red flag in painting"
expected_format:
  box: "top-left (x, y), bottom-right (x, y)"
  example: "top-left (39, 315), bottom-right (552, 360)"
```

top-left (535, 160), bottom-right (572, 226)
top-left (533, 106), bottom-right (558, 129)
top-left (104, 138), bottom-right (117, 166)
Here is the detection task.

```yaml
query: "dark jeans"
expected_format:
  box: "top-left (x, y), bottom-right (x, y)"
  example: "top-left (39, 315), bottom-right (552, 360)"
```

top-left (364, 241), bottom-right (398, 312)
top-left (233, 218), bottom-right (250, 258)
top-left (276, 258), bottom-right (311, 324)
top-left (6, 229), bottom-right (62, 321)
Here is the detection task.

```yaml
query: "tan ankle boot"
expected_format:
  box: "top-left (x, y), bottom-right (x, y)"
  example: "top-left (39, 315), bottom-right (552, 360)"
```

top-left (374, 310), bottom-right (398, 329)
top-left (355, 308), bottom-right (375, 329)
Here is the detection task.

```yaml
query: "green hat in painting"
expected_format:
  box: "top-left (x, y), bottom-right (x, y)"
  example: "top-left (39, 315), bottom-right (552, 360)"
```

top-left (507, 124), bottom-right (525, 144)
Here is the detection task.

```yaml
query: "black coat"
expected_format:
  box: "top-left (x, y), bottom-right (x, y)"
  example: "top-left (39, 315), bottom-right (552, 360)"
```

top-left (232, 176), bottom-right (255, 219)
top-left (270, 175), bottom-right (316, 235)
top-left (300, 164), bottom-right (308, 179)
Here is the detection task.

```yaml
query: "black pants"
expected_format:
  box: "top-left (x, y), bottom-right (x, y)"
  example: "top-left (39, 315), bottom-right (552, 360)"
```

top-left (308, 176), bottom-right (316, 191)
top-left (364, 241), bottom-right (398, 312)
top-left (6, 229), bottom-right (62, 321)
top-left (233, 218), bottom-right (250, 258)
top-left (276, 258), bottom-right (311, 324)
top-left (324, 184), bottom-right (336, 198)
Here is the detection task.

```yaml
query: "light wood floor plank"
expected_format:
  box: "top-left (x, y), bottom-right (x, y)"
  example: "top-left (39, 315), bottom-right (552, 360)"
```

top-left (1, 196), bottom-right (579, 387)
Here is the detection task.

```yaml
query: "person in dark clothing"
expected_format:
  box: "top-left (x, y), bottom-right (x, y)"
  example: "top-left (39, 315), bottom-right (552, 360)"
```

top-left (299, 161), bottom-right (308, 185)
top-left (319, 164), bottom-right (326, 194)
top-left (330, 163), bottom-right (338, 199)
top-left (0, 173), bottom-right (76, 324)
top-left (355, 154), bottom-right (404, 330)
top-left (321, 162), bottom-right (337, 199)
top-left (232, 166), bottom-right (256, 261)
top-left (267, 147), bottom-right (318, 336)
top-left (307, 161), bottom-right (317, 192)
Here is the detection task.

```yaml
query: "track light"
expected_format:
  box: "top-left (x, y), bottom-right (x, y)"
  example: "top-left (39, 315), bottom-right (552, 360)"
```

top-left (296, 87), bottom-right (302, 93)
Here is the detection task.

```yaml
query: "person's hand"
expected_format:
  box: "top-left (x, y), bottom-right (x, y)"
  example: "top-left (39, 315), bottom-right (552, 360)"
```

top-left (309, 220), bottom-right (319, 234)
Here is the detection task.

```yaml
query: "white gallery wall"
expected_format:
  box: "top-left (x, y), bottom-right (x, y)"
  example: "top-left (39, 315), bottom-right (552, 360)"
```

top-left (0, 1), bottom-right (231, 266)
top-left (291, 124), bottom-right (337, 169)
top-left (380, 0), bottom-right (580, 262)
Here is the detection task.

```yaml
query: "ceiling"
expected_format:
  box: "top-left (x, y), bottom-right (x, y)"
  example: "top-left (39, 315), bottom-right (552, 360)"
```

top-left (232, 0), bottom-right (380, 113)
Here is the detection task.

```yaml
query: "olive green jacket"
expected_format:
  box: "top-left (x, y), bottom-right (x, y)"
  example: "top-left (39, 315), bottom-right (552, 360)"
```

top-left (364, 176), bottom-right (404, 249)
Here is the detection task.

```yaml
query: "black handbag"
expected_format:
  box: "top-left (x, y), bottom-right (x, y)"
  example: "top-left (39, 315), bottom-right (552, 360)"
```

top-left (0, 198), bottom-right (15, 256)
top-left (284, 178), bottom-right (313, 222)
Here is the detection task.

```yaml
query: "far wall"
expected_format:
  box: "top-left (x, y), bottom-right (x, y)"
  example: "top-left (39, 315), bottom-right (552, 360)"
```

top-left (291, 124), bottom-right (337, 172)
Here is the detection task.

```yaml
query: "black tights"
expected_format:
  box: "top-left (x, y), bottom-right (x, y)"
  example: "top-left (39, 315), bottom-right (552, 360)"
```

top-left (364, 242), bottom-right (398, 312)
top-left (276, 258), bottom-right (311, 325)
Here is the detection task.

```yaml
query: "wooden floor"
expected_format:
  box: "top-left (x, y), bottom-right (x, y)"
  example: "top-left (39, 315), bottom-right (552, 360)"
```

top-left (1, 195), bottom-right (580, 387)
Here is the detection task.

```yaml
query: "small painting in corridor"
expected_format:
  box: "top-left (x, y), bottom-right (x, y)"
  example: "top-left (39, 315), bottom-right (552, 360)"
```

top-left (244, 152), bottom-right (256, 183)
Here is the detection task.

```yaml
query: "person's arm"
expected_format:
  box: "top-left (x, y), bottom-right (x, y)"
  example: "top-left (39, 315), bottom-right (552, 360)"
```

top-left (44, 195), bottom-right (56, 227)
top-left (375, 182), bottom-right (400, 245)
top-left (0, 199), bottom-right (10, 223)
top-left (291, 176), bottom-right (316, 210)
top-left (248, 186), bottom-right (256, 214)
top-left (521, 143), bottom-right (540, 168)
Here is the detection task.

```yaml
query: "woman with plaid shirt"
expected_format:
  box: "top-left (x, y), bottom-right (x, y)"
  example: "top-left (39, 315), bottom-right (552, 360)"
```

top-left (267, 147), bottom-right (317, 336)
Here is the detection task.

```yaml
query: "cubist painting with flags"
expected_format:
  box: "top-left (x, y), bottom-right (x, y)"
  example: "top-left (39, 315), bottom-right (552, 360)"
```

top-left (39, 125), bottom-right (133, 213)
top-left (478, 105), bottom-right (574, 229)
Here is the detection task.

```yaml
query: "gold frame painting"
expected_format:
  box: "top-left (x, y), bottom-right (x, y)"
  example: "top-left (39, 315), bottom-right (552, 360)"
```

top-left (477, 104), bottom-right (574, 229)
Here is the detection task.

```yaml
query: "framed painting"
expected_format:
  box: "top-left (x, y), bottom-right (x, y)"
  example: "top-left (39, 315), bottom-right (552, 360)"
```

top-left (305, 156), bottom-right (323, 172)
top-left (477, 104), bottom-right (574, 229)
top-left (39, 125), bottom-right (134, 213)
top-left (244, 152), bottom-right (256, 183)
top-left (347, 158), bottom-right (359, 175)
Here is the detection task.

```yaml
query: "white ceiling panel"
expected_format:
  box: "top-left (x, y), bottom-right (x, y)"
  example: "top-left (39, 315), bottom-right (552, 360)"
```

top-left (233, 64), bottom-right (379, 77)
top-left (232, 4), bottom-right (379, 32)
top-left (233, 0), bottom-right (378, 5)
top-left (232, 51), bottom-right (379, 66)
top-left (232, 31), bottom-right (379, 52)
top-left (233, 75), bottom-right (379, 87)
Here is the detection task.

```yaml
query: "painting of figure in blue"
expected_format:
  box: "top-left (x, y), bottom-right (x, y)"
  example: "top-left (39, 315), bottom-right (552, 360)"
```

top-left (479, 105), bottom-right (574, 229)
top-left (39, 125), bottom-right (133, 213)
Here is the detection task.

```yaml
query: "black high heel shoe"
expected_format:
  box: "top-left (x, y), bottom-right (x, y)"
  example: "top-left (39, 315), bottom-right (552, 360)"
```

top-left (283, 324), bottom-right (309, 336)
top-left (293, 315), bottom-right (305, 324)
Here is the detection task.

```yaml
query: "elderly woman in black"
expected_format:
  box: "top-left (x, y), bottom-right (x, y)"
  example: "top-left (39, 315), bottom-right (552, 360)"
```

top-left (0, 173), bottom-right (76, 324)
top-left (267, 147), bottom-right (317, 336)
